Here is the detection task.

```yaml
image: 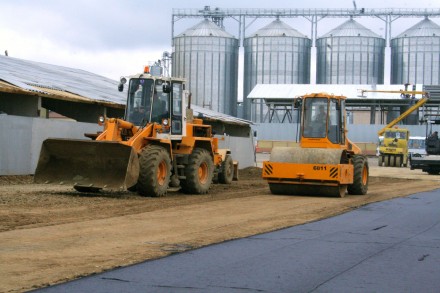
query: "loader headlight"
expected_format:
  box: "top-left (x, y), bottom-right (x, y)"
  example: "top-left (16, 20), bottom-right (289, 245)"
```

top-left (120, 77), bottom-right (127, 84)
top-left (162, 119), bottom-right (169, 126)
top-left (98, 115), bottom-right (105, 125)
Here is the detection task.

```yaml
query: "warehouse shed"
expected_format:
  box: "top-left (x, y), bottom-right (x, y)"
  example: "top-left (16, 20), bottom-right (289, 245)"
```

top-left (0, 55), bottom-right (255, 175)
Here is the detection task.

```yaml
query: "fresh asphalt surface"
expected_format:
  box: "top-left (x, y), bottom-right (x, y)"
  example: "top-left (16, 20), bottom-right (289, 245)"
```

top-left (32, 189), bottom-right (440, 293)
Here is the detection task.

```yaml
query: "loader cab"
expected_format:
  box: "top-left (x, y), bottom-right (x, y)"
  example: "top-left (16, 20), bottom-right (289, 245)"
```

top-left (125, 77), bottom-right (185, 136)
top-left (301, 94), bottom-right (346, 148)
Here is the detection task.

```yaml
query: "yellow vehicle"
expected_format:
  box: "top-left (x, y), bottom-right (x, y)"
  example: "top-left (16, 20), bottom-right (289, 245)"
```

top-left (378, 127), bottom-right (409, 167)
top-left (262, 93), bottom-right (369, 197)
top-left (359, 88), bottom-right (429, 168)
top-left (34, 67), bottom-right (235, 196)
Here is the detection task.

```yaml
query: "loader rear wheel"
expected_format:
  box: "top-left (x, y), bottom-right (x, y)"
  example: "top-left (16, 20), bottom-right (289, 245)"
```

top-left (347, 155), bottom-right (369, 195)
top-left (137, 145), bottom-right (171, 197)
top-left (218, 154), bottom-right (234, 184)
top-left (181, 148), bottom-right (214, 194)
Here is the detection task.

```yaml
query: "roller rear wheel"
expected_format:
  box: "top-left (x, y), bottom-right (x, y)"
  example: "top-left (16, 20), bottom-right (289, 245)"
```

top-left (347, 155), bottom-right (369, 195)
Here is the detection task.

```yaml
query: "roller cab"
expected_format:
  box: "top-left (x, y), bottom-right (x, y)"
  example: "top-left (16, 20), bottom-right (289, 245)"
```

top-left (262, 93), bottom-right (369, 197)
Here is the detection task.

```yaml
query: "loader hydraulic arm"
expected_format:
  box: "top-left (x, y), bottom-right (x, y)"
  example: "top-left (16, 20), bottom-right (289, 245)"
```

top-left (377, 96), bottom-right (428, 136)
top-left (358, 89), bottom-right (429, 136)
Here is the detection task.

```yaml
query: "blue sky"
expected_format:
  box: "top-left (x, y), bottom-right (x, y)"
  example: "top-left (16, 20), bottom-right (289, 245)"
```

top-left (0, 0), bottom-right (438, 83)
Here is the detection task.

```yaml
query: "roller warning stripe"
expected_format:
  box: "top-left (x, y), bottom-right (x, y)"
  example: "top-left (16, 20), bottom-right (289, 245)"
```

top-left (264, 163), bottom-right (273, 175)
top-left (330, 167), bottom-right (338, 178)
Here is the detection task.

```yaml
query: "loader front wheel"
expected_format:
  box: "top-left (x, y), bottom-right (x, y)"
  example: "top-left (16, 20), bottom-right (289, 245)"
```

top-left (137, 145), bottom-right (171, 197)
top-left (181, 148), bottom-right (214, 194)
top-left (347, 155), bottom-right (369, 195)
top-left (218, 154), bottom-right (234, 184)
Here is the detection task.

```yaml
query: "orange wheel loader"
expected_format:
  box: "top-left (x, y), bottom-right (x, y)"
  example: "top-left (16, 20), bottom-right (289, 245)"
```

top-left (262, 93), bottom-right (369, 197)
top-left (34, 67), bottom-right (235, 196)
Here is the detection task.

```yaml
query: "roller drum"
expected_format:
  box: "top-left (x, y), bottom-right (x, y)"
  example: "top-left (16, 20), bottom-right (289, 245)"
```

top-left (268, 147), bottom-right (348, 197)
top-left (270, 147), bottom-right (345, 164)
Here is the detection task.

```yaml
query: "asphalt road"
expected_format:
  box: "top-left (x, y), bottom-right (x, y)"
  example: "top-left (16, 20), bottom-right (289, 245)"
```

top-left (32, 189), bottom-right (440, 293)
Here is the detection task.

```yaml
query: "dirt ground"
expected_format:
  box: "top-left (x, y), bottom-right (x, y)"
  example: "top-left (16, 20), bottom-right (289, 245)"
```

top-left (2, 163), bottom-right (440, 292)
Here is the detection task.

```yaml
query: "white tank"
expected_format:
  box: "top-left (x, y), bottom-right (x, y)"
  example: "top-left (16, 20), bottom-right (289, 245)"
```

top-left (243, 19), bottom-right (311, 121)
top-left (172, 19), bottom-right (239, 116)
top-left (316, 19), bottom-right (385, 84)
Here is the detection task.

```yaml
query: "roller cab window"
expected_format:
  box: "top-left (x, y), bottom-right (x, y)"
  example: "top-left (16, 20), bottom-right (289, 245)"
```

top-left (303, 98), bottom-right (328, 138)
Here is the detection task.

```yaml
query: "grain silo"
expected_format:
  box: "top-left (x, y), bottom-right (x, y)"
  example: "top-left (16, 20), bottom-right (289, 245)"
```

top-left (391, 17), bottom-right (440, 85)
top-left (243, 19), bottom-right (311, 121)
top-left (172, 19), bottom-right (239, 116)
top-left (316, 18), bottom-right (385, 84)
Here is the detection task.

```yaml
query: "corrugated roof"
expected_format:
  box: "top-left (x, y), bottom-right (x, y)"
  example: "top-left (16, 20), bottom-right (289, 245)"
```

top-left (175, 19), bottom-right (236, 38)
top-left (0, 55), bottom-right (251, 126)
top-left (394, 18), bottom-right (440, 38)
top-left (247, 84), bottom-right (426, 100)
top-left (247, 19), bottom-right (308, 38)
top-left (192, 104), bottom-right (251, 126)
top-left (320, 18), bottom-right (382, 38)
top-left (0, 55), bottom-right (126, 106)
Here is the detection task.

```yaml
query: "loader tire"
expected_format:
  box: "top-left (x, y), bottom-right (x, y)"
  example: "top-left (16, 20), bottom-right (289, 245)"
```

top-left (137, 145), bottom-right (171, 197)
top-left (181, 148), bottom-right (214, 194)
top-left (347, 155), bottom-right (369, 195)
top-left (218, 154), bottom-right (234, 184)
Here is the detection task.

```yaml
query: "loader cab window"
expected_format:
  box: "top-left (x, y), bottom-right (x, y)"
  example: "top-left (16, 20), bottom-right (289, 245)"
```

top-left (151, 82), bottom-right (170, 124)
top-left (303, 98), bottom-right (328, 138)
top-left (170, 82), bottom-right (183, 135)
top-left (126, 78), bottom-right (154, 126)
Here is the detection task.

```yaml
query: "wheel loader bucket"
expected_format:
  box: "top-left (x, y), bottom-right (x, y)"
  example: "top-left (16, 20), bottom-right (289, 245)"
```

top-left (34, 139), bottom-right (139, 190)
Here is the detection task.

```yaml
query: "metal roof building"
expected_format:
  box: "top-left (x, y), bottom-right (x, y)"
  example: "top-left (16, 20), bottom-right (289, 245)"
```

top-left (0, 55), bottom-right (251, 129)
top-left (0, 55), bottom-right (255, 175)
top-left (247, 83), bottom-right (439, 124)
top-left (0, 55), bottom-right (125, 122)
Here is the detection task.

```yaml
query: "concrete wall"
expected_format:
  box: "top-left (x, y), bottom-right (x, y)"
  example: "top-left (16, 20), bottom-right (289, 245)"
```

top-left (0, 115), bottom-right (101, 175)
top-left (0, 93), bottom-right (39, 117)
top-left (218, 134), bottom-right (256, 168)
top-left (0, 115), bottom-right (255, 175)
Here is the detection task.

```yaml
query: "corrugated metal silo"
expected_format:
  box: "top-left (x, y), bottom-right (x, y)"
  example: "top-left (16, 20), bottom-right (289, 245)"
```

top-left (172, 19), bottom-right (239, 116)
top-left (316, 18), bottom-right (385, 84)
top-left (243, 19), bottom-right (311, 121)
top-left (391, 18), bottom-right (440, 85)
